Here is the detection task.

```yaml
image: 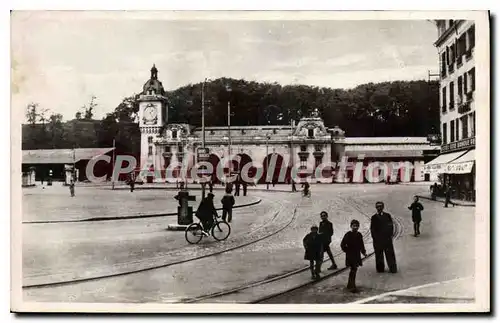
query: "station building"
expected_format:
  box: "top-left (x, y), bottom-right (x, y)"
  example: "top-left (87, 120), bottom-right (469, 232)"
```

top-left (137, 65), bottom-right (441, 184)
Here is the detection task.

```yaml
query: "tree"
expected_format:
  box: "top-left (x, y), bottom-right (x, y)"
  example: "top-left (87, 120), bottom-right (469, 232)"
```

top-left (80, 95), bottom-right (98, 120)
top-left (25, 103), bottom-right (39, 125)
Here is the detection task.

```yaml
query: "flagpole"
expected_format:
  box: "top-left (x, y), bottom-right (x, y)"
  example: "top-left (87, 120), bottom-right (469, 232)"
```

top-left (111, 139), bottom-right (116, 190)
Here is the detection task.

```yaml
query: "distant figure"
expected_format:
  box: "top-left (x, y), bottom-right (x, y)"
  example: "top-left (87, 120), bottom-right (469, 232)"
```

top-left (431, 183), bottom-right (438, 200)
top-left (69, 180), bottom-right (75, 197)
top-left (242, 181), bottom-right (248, 196)
top-left (318, 211), bottom-right (338, 270)
top-left (341, 219), bottom-right (367, 293)
top-left (41, 176), bottom-right (44, 185)
top-left (291, 179), bottom-right (297, 192)
top-left (370, 201), bottom-right (397, 273)
top-left (303, 225), bottom-right (323, 280)
top-left (235, 177), bottom-right (241, 196)
top-left (444, 186), bottom-right (455, 208)
top-left (195, 193), bottom-right (219, 235)
top-left (221, 187), bottom-right (235, 223)
top-left (303, 181), bottom-right (311, 197)
top-left (208, 180), bottom-right (214, 193)
top-left (408, 196), bottom-right (424, 236)
top-left (128, 173), bottom-right (135, 192)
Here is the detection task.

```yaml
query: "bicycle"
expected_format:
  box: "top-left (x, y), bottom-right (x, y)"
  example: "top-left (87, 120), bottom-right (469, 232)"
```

top-left (185, 216), bottom-right (231, 244)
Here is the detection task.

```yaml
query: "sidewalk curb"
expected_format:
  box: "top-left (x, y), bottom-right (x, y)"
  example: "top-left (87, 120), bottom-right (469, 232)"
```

top-left (23, 199), bottom-right (262, 224)
top-left (417, 195), bottom-right (475, 207)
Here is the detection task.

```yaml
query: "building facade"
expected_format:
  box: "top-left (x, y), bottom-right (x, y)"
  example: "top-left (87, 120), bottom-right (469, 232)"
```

top-left (425, 20), bottom-right (476, 201)
top-left (138, 65), bottom-right (440, 184)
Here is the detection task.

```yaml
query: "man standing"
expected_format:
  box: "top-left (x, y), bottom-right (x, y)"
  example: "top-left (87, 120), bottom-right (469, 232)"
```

top-left (408, 196), bottom-right (424, 236)
top-left (444, 186), bottom-right (455, 207)
top-left (370, 201), bottom-right (397, 273)
top-left (242, 180), bottom-right (248, 196)
top-left (221, 186), bottom-right (235, 223)
top-left (234, 176), bottom-right (241, 196)
top-left (319, 211), bottom-right (338, 270)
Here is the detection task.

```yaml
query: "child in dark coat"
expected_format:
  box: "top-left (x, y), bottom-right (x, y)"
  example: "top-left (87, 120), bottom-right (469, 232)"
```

top-left (303, 225), bottom-right (324, 280)
top-left (408, 196), bottom-right (424, 236)
top-left (341, 219), bottom-right (367, 292)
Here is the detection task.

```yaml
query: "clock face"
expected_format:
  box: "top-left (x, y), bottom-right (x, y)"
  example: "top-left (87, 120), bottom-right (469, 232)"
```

top-left (143, 104), bottom-right (158, 124)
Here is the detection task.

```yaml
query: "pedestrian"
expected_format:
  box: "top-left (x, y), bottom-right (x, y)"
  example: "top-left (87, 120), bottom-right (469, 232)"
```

top-left (195, 193), bottom-right (218, 236)
top-left (242, 181), bottom-right (248, 196)
top-left (408, 196), bottom-right (424, 236)
top-left (208, 179), bottom-right (214, 193)
top-left (303, 225), bottom-right (323, 280)
top-left (303, 181), bottom-right (311, 198)
top-left (235, 176), bottom-right (241, 196)
top-left (291, 178), bottom-right (297, 192)
top-left (318, 211), bottom-right (338, 270)
top-left (444, 186), bottom-right (455, 208)
top-left (221, 186), bottom-right (235, 223)
top-left (370, 201), bottom-right (397, 273)
top-left (69, 180), bottom-right (75, 197)
top-left (129, 175), bottom-right (135, 192)
top-left (341, 219), bottom-right (367, 293)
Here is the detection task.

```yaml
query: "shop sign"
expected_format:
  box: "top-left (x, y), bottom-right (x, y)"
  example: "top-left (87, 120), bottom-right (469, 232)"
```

top-left (445, 161), bottom-right (474, 174)
top-left (442, 137), bottom-right (475, 153)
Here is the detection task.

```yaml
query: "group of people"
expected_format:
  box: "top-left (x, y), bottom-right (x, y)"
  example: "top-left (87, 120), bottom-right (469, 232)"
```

top-left (303, 201), bottom-right (416, 293)
top-left (194, 185), bottom-right (236, 236)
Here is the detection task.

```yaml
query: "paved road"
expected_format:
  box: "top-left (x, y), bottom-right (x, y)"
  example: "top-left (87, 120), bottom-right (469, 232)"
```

top-left (263, 187), bottom-right (476, 304)
top-left (22, 185), bottom-right (258, 222)
top-left (22, 183), bottom-right (475, 304)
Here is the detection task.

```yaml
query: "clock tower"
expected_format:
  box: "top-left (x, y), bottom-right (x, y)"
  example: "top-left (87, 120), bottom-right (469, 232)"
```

top-left (138, 64), bottom-right (168, 174)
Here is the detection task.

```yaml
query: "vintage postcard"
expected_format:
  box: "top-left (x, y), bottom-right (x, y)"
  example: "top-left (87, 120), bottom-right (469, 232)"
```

top-left (11, 10), bottom-right (490, 313)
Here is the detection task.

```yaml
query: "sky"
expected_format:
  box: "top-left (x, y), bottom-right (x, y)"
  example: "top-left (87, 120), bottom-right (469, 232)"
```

top-left (11, 11), bottom-right (439, 121)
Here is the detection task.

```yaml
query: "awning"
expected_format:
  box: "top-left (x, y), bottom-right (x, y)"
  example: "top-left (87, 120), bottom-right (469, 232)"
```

top-left (444, 149), bottom-right (475, 174)
top-left (423, 150), bottom-right (467, 174)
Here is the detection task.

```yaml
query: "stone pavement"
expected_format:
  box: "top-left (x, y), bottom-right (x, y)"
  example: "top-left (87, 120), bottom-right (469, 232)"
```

top-left (22, 184), bottom-right (460, 304)
top-left (22, 192), bottom-right (274, 287)
top-left (262, 188), bottom-right (476, 304)
top-left (22, 185), bottom-right (259, 222)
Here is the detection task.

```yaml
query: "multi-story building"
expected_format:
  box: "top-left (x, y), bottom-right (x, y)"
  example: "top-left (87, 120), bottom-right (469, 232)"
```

top-left (425, 20), bottom-right (476, 201)
top-left (138, 65), bottom-right (440, 184)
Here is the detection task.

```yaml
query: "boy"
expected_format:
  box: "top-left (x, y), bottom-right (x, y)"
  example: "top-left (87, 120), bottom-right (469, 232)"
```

top-left (318, 211), bottom-right (338, 270)
top-left (341, 219), bottom-right (367, 292)
top-left (408, 196), bottom-right (424, 236)
top-left (303, 225), bottom-right (324, 280)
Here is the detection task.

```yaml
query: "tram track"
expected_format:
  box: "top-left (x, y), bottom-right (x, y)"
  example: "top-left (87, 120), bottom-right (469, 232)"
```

top-left (178, 195), bottom-right (405, 304)
top-left (23, 197), bottom-right (298, 290)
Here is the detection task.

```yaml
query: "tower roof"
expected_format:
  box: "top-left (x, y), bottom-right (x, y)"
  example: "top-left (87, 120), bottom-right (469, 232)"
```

top-left (142, 64), bottom-right (165, 95)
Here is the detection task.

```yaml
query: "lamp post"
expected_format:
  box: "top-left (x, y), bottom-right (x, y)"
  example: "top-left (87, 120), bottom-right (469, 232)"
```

top-left (266, 134), bottom-right (270, 190)
top-left (226, 85), bottom-right (233, 174)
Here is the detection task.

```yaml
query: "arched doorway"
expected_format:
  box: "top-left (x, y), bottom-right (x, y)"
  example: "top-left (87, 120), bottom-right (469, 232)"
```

top-left (262, 153), bottom-right (285, 184)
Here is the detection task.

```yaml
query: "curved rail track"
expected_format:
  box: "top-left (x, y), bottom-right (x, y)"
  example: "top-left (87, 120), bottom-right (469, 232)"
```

top-left (23, 197), bottom-right (297, 290)
top-left (178, 195), bottom-right (405, 304)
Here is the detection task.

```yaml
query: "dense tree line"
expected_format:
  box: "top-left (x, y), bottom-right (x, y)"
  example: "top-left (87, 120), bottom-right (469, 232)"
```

top-left (22, 78), bottom-right (440, 157)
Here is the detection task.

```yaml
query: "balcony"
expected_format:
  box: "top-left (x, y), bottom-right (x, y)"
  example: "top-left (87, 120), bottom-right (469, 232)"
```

top-left (298, 151), bottom-right (310, 160)
top-left (458, 102), bottom-right (471, 114)
top-left (448, 63), bottom-right (455, 73)
top-left (465, 48), bottom-right (473, 60)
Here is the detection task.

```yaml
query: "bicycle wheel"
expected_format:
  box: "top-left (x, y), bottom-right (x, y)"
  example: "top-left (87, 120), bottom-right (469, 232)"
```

top-left (185, 223), bottom-right (204, 244)
top-left (211, 220), bottom-right (231, 241)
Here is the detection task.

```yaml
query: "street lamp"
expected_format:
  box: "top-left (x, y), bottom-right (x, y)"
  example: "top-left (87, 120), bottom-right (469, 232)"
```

top-left (226, 84), bottom-right (233, 175)
top-left (266, 134), bottom-right (271, 190)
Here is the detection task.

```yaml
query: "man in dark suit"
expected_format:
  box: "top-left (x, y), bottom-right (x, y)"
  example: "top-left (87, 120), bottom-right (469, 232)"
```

top-left (318, 211), bottom-right (338, 270)
top-left (370, 201), bottom-right (397, 273)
